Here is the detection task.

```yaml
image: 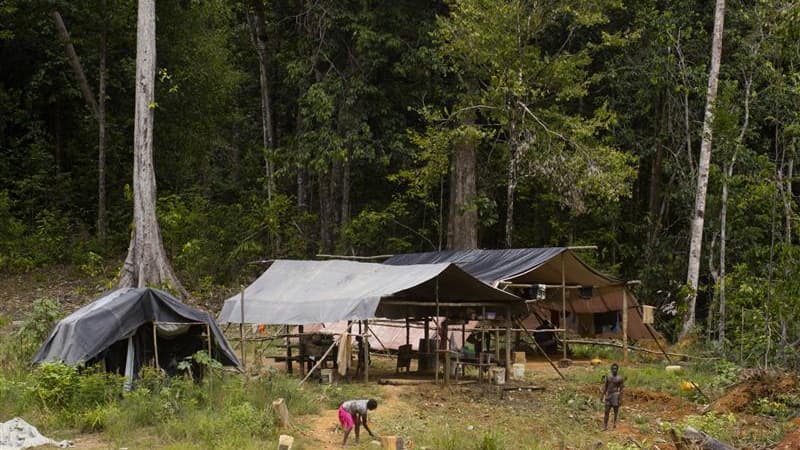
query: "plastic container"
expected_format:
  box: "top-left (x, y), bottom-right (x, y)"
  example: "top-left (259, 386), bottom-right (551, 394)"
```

top-left (490, 367), bottom-right (506, 385)
top-left (512, 363), bottom-right (525, 380)
top-left (320, 368), bottom-right (333, 384)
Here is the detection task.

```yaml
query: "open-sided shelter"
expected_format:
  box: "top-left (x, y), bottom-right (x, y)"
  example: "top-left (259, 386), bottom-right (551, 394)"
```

top-left (218, 259), bottom-right (526, 325)
top-left (384, 248), bottom-right (653, 340)
top-left (218, 259), bottom-right (527, 380)
top-left (34, 287), bottom-right (241, 380)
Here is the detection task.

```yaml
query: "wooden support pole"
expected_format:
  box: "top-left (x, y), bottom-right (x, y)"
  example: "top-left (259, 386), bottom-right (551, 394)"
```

top-left (152, 322), bottom-right (160, 370)
top-left (286, 325), bottom-right (292, 374)
top-left (622, 288), bottom-right (629, 364)
top-left (299, 338), bottom-right (338, 386)
top-left (405, 318), bottom-right (410, 345)
top-left (364, 320), bottom-right (369, 383)
top-left (505, 306), bottom-right (512, 377)
top-left (481, 306), bottom-right (486, 356)
top-left (514, 318), bottom-right (565, 380)
top-left (435, 280), bottom-right (440, 384)
top-left (298, 324), bottom-right (306, 377)
top-left (495, 328), bottom-right (501, 362)
top-left (443, 320), bottom-right (450, 385)
top-left (239, 289), bottom-right (246, 371)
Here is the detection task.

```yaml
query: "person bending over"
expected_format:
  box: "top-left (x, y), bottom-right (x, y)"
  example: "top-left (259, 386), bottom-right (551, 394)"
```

top-left (338, 398), bottom-right (378, 445)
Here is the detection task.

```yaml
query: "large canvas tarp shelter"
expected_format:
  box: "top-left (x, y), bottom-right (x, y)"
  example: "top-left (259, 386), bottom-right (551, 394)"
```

top-left (33, 288), bottom-right (241, 375)
top-left (385, 248), bottom-right (653, 339)
top-left (218, 259), bottom-right (526, 325)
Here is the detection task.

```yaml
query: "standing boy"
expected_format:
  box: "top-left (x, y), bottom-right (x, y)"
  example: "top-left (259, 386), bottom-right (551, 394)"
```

top-left (338, 398), bottom-right (378, 445)
top-left (601, 363), bottom-right (624, 430)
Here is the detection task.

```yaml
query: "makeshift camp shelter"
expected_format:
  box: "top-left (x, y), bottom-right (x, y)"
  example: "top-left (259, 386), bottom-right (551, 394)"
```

top-left (385, 248), bottom-right (656, 361)
top-left (33, 287), bottom-right (241, 382)
top-left (218, 259), bottom-right (527, 381)
top-left (219, 259), bottom-right (526, 323)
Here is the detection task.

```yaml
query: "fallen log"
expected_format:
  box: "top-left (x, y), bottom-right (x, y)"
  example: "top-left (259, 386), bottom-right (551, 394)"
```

top-left (564, 339), bottom-right (717, 361)
top-left (670, 426), bottom-right (735, 450)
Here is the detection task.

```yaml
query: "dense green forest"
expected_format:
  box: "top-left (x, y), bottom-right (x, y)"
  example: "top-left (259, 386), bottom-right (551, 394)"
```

top-left (2, 1), bottom-right (800, 363)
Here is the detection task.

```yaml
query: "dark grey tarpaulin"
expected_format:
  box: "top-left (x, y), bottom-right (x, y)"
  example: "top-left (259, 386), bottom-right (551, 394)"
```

top-left (384, 248), bottom-right (620, 287)
top-left (217, 259), bottom-right (526, 325)
top-left (33, 287), bottom-right (241, 369)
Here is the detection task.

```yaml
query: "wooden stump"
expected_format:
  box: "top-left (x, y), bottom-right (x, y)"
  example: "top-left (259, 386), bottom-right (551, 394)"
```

top-left (272, 398), bottom-right (291, 429)
top-left (381, 435), bottom-right (404, 450)
top-left (278, 434), bottom-right (294, 450)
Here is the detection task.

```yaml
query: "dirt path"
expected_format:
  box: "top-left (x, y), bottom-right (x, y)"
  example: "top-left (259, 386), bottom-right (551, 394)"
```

top-left (296, 385), bottom-right (406, 449)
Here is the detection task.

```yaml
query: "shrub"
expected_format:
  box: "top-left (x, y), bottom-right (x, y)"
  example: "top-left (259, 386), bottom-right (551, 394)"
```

top-left (31, 362), bottom-right (78, 408)
top-left (16, 297), bottom-right (62, 361)
top-left (682, 413), bottom-right (737, 443)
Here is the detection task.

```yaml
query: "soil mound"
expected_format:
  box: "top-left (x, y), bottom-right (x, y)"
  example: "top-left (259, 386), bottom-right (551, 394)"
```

top-left (710, 370), bottom-right (798, 414)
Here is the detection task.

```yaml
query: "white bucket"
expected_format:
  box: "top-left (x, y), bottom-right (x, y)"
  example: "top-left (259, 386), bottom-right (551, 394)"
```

top-left (512, 363), bottom-right (525, 380)
top-left (491, 367), bottom-right (506, 385)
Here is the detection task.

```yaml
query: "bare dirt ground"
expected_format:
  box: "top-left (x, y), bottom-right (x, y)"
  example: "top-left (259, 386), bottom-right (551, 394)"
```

top-left (0, 264), bottom-right (102, 320)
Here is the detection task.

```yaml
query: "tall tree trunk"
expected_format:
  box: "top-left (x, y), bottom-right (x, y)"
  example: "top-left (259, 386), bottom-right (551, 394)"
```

top-left (447, 123), bottom-right (478, 249)
top-left (118, 0), bottom-right (188, 298)
top-left (97, 22), bottom-right (108, 241)
top-left (52, 9), bottom-right (109, 240)
top-left (52, 11), bottom-right (99, 118)
top-left (247, 0), bottom-right (276, 201)
top-left (681, 0), bottom-right (726, 341)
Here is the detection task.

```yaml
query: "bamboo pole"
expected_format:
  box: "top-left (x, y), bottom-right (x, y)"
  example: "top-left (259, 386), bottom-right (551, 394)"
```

top-left (152, 322), bottom-right (160, 370)
top-left (298, 338), bottom-right (338, 386)
top-left (514, 318), bottom-right (565, 380)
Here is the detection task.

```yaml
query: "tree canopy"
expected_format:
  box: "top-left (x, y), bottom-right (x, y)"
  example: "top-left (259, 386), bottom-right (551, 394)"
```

top-left (2, 0), bottom-right (800, 365)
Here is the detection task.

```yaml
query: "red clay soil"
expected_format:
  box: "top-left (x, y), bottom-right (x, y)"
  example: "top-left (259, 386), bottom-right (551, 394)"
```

top-left (710, 370), bottom-right (798, 414)
top-left (775, 418), bottom-right (800, 450)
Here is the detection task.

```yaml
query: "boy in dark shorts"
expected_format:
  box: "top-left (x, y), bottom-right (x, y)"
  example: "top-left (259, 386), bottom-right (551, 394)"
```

top-left (338, 398), bottom-right (378, 445)
top-left (601, 363), bottom-right (624, 430)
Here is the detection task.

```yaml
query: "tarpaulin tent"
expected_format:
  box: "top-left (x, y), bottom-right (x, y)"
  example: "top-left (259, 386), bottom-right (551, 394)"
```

top-left (385, 248), bottom-right (653, 340)
top-left (217, 259), bottom-right (526, 325)
top-left (34, 288), bottom-right (241, 380)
